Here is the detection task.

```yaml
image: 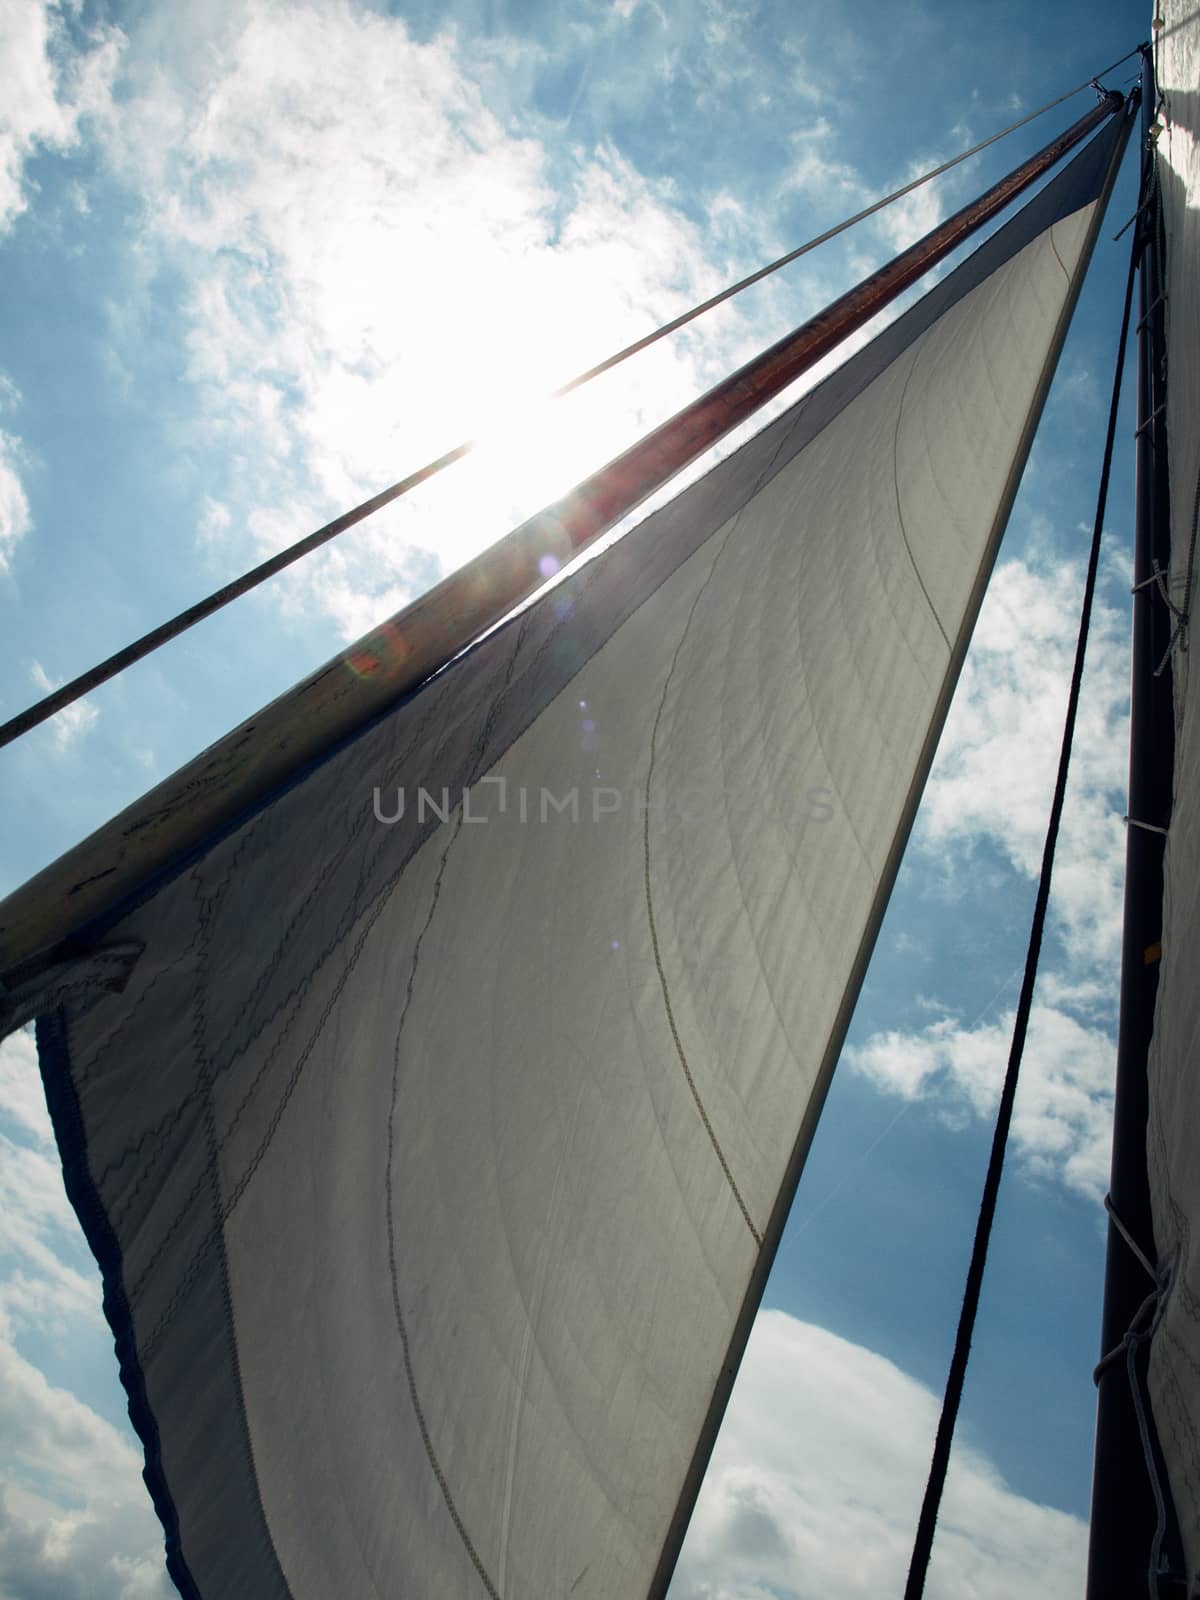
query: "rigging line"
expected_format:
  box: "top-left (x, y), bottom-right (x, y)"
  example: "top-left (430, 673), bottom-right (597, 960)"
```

top-left (789, 966), bottom-right (1022, 1242)
top-left (902, 138), bottom-right (1142, 1600)
top-left (1091, 1273), bottom-right (1176, 1597)
top-left (543, 48), bottom-right (1143, 399)
top-left (0, 57), bottom-right (1143, 755)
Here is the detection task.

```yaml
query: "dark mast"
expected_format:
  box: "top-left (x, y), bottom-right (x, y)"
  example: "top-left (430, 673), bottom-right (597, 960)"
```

top-left (1086, 45), bottom-right (1183, 1600)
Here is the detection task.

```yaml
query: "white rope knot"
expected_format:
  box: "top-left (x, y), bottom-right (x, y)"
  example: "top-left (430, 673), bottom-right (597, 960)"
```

top-left (1123, 814), bottom-right (1170, 836)
top-left (1093, 1196), bottom-right (1181, 1598)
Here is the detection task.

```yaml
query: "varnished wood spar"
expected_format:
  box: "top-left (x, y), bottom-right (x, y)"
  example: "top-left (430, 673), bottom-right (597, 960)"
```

top-left (0, 72), bottom-right (1135, 755)
top-left (0, 91), bottom-right (1122, 977)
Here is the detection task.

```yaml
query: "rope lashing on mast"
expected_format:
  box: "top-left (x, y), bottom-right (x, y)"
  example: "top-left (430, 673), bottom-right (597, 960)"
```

top-left (1127, 119), bottom-right (1191, 684)
top-left (1123, 814), bottom-right (1171, 836)
top-left (1103, 1192), bottom-right (1159, 1282)
top-left (903, 93), bottom-right (1141, 1600)
top-left (1165, 465), bottom-right (1200, 663)
top-left (1092, 1195), bottom-right (1178, 1600)
top-left (0, 53), bottom-right (1144, 753)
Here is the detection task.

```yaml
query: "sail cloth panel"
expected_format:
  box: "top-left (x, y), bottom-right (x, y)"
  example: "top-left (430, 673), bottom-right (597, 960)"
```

top-left (35, 125), bottom-right (1120, 1600)
top-left (1145, 1), bottom-right (1200, 1579)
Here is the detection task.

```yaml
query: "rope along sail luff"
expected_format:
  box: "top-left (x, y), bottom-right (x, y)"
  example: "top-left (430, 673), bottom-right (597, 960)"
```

top-left (0, 54), bottom-right (1144, 753)
top-left (902, 105), bottom-right (1141, 1600)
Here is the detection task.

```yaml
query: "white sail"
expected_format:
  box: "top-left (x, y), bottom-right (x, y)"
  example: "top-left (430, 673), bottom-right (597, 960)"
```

top-left (1144, 0), bottom-right (1200, 1577)
top-left (14, 123), bottom-right (1123, 1598)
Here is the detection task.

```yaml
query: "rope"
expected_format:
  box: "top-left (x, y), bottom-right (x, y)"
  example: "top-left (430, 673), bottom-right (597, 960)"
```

top-left (1094, 1286), bottom-right (1159, 1384)
top-left (1122, 124), bottom-right (1191, 680)
top-left (1129, 1329), bottom-right (1169, 1600)
top-left (0, 48), bottom-right (1146, 753)
top-left (902, 152), bottom-right (1141, 1600)
top-left (1105, 1192), bottom-right (1159, 1283)
top-left (559, 49), bottom-right (1144, 398)
top-left (1152, 462), bottom-right (1200, 675)
top-left (1091, 1202), bottom-right (1176, 1600)
top-left (1123, 814), bottom-right (1170, 837)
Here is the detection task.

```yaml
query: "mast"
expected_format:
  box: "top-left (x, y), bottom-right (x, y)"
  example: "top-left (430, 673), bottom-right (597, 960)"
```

top-left (1086, 47), bottom-right (1181, 1599)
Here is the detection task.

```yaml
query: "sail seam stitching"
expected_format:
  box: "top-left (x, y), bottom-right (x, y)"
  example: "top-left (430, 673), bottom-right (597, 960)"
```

top-left (134, 835), bottom-right (388, 1351)
top-left (132, 659), bottom-right (528, 1354)
top-left (383, 809), bottom-right (505, 1600)
top-left (379, 615), bottom-right (533, 1600)
top-left (102, 694), bottom-right (454, 1227)
top-left (641, 492), bottom-right (780, 1249)
top-left (892, 347), bottom-right (952, 651)
top-left (1048, 225), bottom-right (1072, 283)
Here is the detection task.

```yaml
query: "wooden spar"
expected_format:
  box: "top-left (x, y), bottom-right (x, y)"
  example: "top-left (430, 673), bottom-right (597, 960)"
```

top-left (0, 79), bottom-right (1138, 757)
top-left (0, 90), bottom-right (1123, 979)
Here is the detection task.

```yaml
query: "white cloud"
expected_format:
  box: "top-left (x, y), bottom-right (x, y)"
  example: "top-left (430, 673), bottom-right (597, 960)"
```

top-left (53, 0), bottom-right (949, 656)
top-left (783, 119), bottom-right (867, 205)
top-left (785, 60), bottom-right (823, 105)
top-left (0, 429), bottom-right (31, 574)
top-left (0, 1033), bottom-right (169, 1598)
top-left (28, 661), bottom-right (97, 751)
top-left (0, 1032), bottom-right (99, 1336)
top-left (699, 0), bottom-right (755, 53)
top-left (0, 1344), bottom-right (171, 1600)
top-left (869, 124), bottom-right (987, 255)
top-left (0, 1030), bottom-right (49, 1146)
top-left (0, 0), bottom-right (122, 233)
top-left (195, 494), bottom-right (233, 554)
top-left (843, 554), bottom-right (1130, 1201)
top-left (920, 555), bottom-right (1130, 978)
top-left (876, 165), bottom-right (951, 252)
top-left (88, 0), bottom-right (934, 658)
top-left (782, 115), bottom-right (975, 261)
top-left (671, 1310), bottom-right (1086, 1598)
top-left (94, 0), bottom-right (773, 641)
top-left (846, 1002), bottom-right (1114, 1199)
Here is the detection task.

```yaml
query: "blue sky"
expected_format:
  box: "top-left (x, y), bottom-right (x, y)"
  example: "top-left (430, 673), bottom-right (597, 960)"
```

top-left (0, 1), bottom-right (1150, 1595)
